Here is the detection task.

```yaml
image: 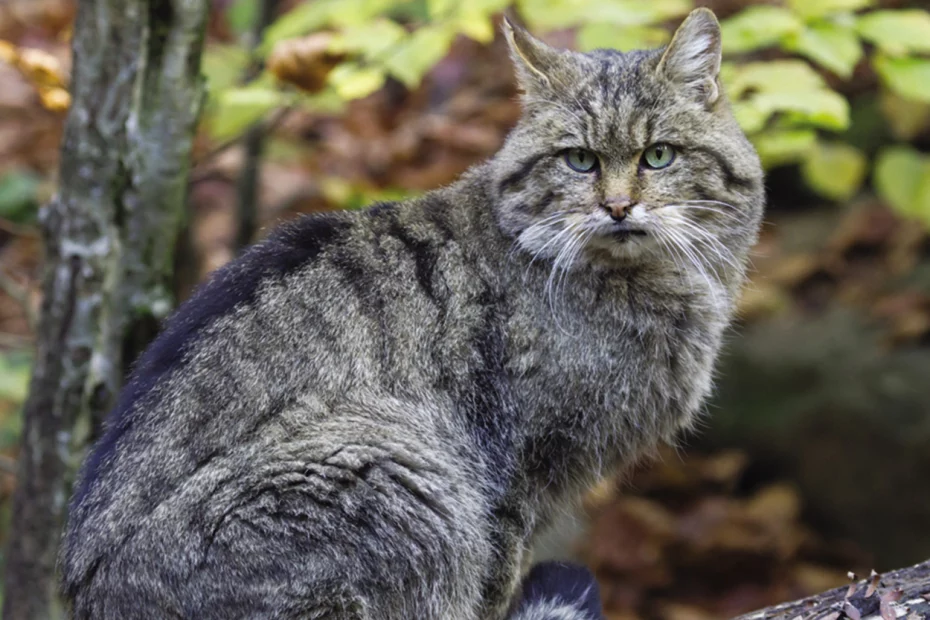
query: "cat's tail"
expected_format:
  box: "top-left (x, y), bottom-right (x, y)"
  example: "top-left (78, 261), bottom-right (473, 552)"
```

top-left (508, 562), bottom-right (604, 620)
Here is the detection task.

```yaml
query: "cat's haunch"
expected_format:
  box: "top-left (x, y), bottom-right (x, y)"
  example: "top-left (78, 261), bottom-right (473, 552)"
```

top-left (61, 9), bottom-right (763, 620)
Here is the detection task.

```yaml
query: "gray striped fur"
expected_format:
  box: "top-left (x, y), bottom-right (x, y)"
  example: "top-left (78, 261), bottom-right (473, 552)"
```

top-left (60, 9), bottom-right (764, 619)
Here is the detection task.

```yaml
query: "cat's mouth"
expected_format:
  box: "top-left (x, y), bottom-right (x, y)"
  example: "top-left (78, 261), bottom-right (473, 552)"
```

top-left (609, 222), bottom-right (647, 242)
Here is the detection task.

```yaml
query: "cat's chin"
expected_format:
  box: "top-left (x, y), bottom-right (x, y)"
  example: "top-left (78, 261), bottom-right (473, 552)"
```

top-left (585, 233), bottom-right (654, 265)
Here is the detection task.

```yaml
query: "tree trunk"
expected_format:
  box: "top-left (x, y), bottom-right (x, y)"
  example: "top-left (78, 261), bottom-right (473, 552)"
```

top-left (2, 1), bottom-right (208, 618)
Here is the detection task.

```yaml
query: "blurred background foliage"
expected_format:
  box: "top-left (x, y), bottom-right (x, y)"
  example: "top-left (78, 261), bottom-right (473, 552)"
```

top-left (0, 0), bottom-right (929, 618)
top-left (204, 0), bottom-right (930, 221)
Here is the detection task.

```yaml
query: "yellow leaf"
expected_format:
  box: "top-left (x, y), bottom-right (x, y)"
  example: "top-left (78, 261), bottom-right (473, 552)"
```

top-left (38, 86), bottom-right (70, 112)
top-left (327, 63), bottom-right (386, 100)
top-left (456, 13), bottom-right (495, 43)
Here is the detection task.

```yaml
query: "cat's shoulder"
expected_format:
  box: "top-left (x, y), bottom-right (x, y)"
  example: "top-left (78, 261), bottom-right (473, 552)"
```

top-left (71, 204), bottom-right (390, 510)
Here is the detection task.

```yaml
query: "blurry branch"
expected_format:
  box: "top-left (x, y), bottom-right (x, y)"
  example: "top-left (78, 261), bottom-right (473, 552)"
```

top-left (236, 0), bottom-right (282, 251)
top-left (191, 105), bottom-right (292, 178)
top-left (1, 0), bottom-right (209, 617)
top-left (734, 561), bottom-right (930, 620)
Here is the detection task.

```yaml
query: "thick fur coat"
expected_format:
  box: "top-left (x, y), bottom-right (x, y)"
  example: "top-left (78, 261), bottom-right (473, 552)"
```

top-left (61, 10), bottom-right (764, 619)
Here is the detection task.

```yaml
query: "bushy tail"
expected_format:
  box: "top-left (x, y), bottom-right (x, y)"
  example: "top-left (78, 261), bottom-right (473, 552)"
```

top-left (508, 562), bottom-right (604, 620)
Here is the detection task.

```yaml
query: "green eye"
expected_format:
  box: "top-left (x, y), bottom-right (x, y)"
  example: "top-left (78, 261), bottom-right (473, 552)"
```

top-left (642, 143), bottom-right (676, 169)
top-left (564, 148), bottom-right (599, 173)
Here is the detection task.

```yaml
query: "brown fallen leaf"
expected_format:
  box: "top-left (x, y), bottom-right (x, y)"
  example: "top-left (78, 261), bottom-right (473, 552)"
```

top-left (267, 32), bottom-right (347, 94)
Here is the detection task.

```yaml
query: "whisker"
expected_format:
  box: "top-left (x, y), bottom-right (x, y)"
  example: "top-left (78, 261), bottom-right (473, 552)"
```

top-left (663, 226), bottom-right (721, 306)
top-left (673, 219), bottom-right (741, 274)
top-left (659, 203), bottom-right (743, 223)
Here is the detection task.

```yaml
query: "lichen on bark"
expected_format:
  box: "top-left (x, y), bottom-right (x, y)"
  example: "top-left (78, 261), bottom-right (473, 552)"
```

top-left (2, 1), bottom-right (208, 618)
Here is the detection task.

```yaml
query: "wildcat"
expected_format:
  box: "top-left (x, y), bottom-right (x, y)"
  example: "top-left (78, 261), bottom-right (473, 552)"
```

top-left (60, 8), bottom-right (764, 619)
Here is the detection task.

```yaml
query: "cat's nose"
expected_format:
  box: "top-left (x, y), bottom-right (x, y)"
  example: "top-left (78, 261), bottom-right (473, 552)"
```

top-left (603, 196), bottom-right (634, 221)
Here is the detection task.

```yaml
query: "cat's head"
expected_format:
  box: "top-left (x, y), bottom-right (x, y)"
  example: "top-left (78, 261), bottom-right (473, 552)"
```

top-left (493, 9), bottom-right (764, 292)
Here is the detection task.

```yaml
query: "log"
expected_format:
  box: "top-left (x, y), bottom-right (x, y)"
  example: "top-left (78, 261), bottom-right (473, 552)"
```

top-left (735, 560), bottom-right (930, 620)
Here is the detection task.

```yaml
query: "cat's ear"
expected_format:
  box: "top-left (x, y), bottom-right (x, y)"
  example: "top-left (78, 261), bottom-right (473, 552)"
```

top-left (658, 8), bottom-right (723, 106)
top-left (503, 17), bottom-right (569, 97)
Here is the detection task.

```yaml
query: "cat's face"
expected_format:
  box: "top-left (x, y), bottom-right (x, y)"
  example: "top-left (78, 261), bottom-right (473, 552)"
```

top-left (494, 9), bottom-right (764, 287)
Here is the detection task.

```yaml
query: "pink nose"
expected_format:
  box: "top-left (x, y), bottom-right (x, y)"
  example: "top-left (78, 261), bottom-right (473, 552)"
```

top-left (604, 196), bottom-right (634, 221)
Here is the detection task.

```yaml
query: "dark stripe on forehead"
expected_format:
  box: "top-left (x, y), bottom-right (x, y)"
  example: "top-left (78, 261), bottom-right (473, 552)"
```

top-left (498, 153), bottom-right (547, 196)
top-left (690, 145), bottom-right (757, 191)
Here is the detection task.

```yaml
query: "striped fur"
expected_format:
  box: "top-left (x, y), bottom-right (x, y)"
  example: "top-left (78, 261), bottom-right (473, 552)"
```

top-left (60, 9), bottom-right (763, 619)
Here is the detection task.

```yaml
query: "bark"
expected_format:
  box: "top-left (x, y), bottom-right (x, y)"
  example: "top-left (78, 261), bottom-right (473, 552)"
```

top-left (2, 1), bottom-right (208, 618)
top-left (734, 560), bottom-right (930, 620)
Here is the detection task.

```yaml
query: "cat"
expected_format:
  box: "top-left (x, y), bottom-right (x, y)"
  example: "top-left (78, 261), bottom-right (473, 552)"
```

top-left (60, 8), bottom-right (764, 619)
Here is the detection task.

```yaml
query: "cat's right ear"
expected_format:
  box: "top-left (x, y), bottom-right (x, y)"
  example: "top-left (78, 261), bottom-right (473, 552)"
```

top-left (658, 8), bottom-right (723, 106)
top-left (503, 17), bottom-right (567, 97)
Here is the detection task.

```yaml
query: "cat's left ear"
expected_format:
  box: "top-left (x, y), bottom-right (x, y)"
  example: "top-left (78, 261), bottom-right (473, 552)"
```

top-left (658, 8), bottom-right (723, 106)
top-left (503, 17), bottom-right (572, 97)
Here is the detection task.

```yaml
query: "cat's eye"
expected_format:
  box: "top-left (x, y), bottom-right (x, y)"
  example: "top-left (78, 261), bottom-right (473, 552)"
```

top-left (564, 149), bottom-right (599, 173)
top-left (642, 144), bottom-right (676, 170)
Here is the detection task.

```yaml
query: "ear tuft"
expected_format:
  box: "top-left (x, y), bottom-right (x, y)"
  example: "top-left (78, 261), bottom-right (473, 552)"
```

top-left (503, 17), bottom-right (565, 96)
top-left (658, 8), bottom-right (723, 105)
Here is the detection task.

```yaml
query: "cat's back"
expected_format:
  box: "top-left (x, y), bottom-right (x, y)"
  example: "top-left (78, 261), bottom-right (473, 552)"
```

top-left (60, 188), bottom-right (510, 609)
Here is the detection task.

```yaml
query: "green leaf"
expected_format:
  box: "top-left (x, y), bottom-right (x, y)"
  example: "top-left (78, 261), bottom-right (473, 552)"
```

top-left (591, 0), bottom-right (692, 26)
top-left (752, 129), bottom-right (817, 168)
top-left (382, 24), bottom-right (456, 88)
top-left (202, 45), bottom-right (251, 97)
top-left (720, 6), bottom-right (804, 55)
top-left (227, 0), bottom-right (259, 36)
top-left (801, 140), bottom-right (867, 201)
top-left (0, 171), bottom-right (39, 223)
top-left (261, 0), bottom-right (402, 53)
top-left (516, 0), bottom-right (590, 30)
top-left (786, 0), bottom-right (872, 20)
top-left (751, 90), bottom-right (850, 130)
top-left (856, 10), bottom-right (930, 56)
top-left (873, 55), bottom-right (930, 104)
top-left (732, 100), bottom-right (772, 134)
top-left (262, 0), bottom-right (341, 51)
top-left (879, 91), bottom-right (930, 141)
top-left (456, 13), bottom-right (495, 43)
top-left (330, 19), bottom-right (407, 60)
top-left (782, 21), bottom-right (863, 78)
top-left (427, 0), bottom-right (456, 19)
top-left (454, 0), bottom-right (512, 42)
top-left (0, 351), bottom-right (31, 404)
top-left (725, 60), bottom-right (826, 99)
top-left (577, 24), bottom-right (669, 52)
top-left (208, 85), bottom-right (288, 140)
top-left (874, 147), bottom-right (930, 219)
top-left (327, 63), bottom-right (386, 100)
